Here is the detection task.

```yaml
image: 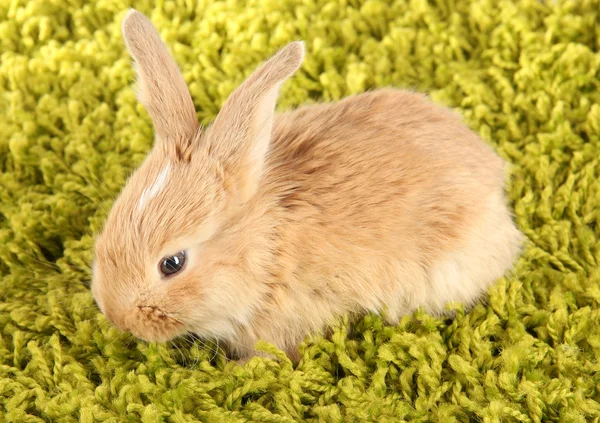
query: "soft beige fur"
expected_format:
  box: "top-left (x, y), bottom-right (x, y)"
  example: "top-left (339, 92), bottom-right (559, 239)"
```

top-left (91, 9), bottom-right (523, 361)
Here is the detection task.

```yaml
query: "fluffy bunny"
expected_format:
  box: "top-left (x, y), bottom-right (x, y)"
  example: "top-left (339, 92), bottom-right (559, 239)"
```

top-left (91, 9), bottom-right (523, 361)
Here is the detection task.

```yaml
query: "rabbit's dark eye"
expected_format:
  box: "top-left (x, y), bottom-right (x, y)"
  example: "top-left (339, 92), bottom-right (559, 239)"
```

top-left (159, 251), bottom-right (186, 277)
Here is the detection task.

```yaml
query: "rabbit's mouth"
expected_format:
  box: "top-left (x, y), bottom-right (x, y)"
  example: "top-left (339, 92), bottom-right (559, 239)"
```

top-left (129, 305), bottom-right (185, 343)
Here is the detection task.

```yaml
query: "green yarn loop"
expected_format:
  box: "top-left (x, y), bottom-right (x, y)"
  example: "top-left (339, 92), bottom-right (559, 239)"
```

top-left (1, 0), bottom-right (600, 421)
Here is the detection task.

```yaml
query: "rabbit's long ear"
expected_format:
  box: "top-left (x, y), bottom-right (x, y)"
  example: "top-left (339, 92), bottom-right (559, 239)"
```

top-left (206, 42), bottom-right (304, 203)
top-left (122, 10), bottom-right (198, 156)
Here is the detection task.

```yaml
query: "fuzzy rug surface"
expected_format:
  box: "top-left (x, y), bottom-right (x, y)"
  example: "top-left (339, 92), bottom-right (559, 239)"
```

top-left (1, 0), bottom-right (600, 421)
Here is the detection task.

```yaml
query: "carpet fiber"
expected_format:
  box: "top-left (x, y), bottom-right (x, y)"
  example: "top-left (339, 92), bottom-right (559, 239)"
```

top-left (1, 0), bottom-right (600, 421)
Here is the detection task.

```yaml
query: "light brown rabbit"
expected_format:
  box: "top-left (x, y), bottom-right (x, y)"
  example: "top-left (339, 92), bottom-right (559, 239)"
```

top-left (91, 9), bottom-right (523, 361)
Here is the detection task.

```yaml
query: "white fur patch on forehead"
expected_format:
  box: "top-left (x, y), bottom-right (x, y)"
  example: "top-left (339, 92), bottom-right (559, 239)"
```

top-left (138, 164), bottom-right (171, 212)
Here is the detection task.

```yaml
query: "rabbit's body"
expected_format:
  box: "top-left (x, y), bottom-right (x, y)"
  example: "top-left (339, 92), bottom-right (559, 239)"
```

top-left (217, 89), bottom-right (522, 358)
top-left (91, 10), bottom-right (522, 361)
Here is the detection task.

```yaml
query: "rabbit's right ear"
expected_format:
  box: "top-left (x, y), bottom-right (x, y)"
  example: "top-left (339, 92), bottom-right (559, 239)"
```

top-left (205, 42), bottom-right (304, 204)
top-left (122, 10), bottom-right (198, 158)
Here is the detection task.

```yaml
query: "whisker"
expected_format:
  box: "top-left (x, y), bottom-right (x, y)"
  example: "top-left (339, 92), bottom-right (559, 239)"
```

top-left (173, 339), bottom-right (188, 367)
top-left (184, 337), bottom-right (202, 368)
top-left (209, 330), bottom-right (238, 362)
top-left (125, 338), bottom-right (136, 350)
top-left (212, 336), bottom-right (221, 363)
top-left (15, 274), bottom-right (91, 293)
top-left (103, 331), bottom-right (127, 350)
top-left (212, 330), bottom-right (253, 354)
top-left (91, 319), bottom-right (112, 339)
top-left (10, 248), bottom-right (61, 272)
top-left (184, 333), bottom-right (228, 363)
top-left (74, 189), bottom-right (110, 215)
top-left (176, 335), bottom-right (202, 366)
top-left (74, 168), bottom-right (117, 217)
top-left (85, 168), bottom-right (117, 202)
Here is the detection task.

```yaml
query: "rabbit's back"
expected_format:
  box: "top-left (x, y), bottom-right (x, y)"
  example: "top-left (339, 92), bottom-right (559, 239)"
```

top-left (255, 88), bottom-right (522, 321)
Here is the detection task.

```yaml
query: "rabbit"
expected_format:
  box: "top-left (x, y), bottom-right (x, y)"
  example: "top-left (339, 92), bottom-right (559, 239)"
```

top-left (91, 9), bottom-right (523, 362)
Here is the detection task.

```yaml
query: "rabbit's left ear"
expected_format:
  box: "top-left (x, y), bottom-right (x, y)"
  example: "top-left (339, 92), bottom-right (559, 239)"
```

top-left (206, 42), bottom-right (304, 203)
top-left (122, 10), bottom-right (198, 156)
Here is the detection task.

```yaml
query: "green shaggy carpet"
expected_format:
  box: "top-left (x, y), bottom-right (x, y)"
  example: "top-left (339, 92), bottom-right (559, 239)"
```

top-left (1, 0), bottom-right (600, 421)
